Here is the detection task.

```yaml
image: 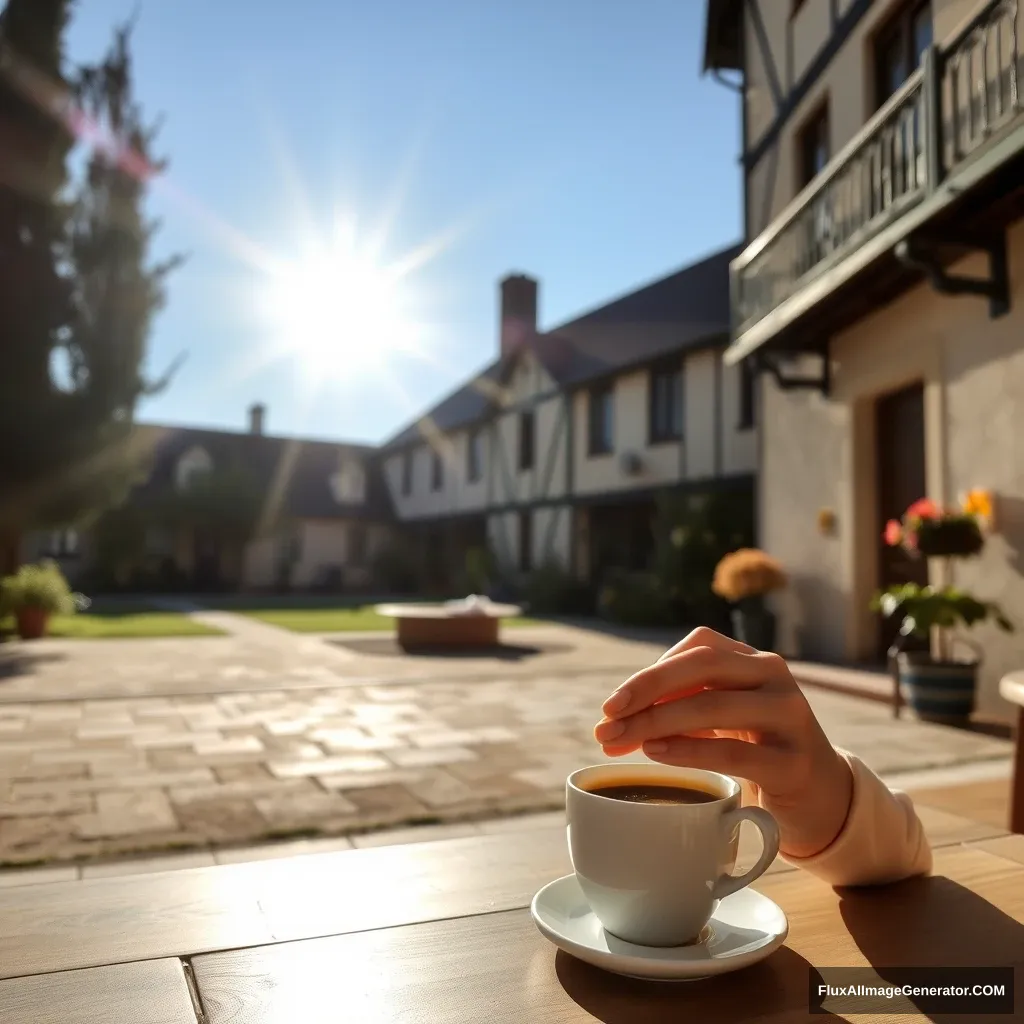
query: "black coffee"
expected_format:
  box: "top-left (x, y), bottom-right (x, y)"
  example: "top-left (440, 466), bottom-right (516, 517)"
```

top-left (588, 782), bottom-right (719, 805)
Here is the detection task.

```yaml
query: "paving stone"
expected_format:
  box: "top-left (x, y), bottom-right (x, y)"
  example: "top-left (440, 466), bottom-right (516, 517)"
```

top-left (194, 735), bottom-right (265, 755)
top-left (405, 770), bottom-right (477, 809)
top-left (74, 790), bottom-right (178, 839)
top-left (267, 754), bottom-right (391, 779)
top-left (0, 793), bottom-right (94, 817)
top-left (254, 791), bottom-right (358, 827)
top-left (386, 745), bottom-right (477, 768)
top-left (316, 769), bottom-right (426, 791)
top-left (174, 799), bottom-right (268, 841)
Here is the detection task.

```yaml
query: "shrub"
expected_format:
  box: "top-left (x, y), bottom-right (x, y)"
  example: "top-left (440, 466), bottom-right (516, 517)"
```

top-left (599, 571), bottom-right (674, 626)
top-left (525, 560), bottom-right (594, 615)
top-left (712, 549), bottom-right (787, 603)
top-left (0, 560), bottom-right (88, 616)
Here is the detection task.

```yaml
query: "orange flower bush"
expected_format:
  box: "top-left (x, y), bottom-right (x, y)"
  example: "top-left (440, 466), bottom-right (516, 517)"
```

top-left (712, 549), bottom-right (787, 603)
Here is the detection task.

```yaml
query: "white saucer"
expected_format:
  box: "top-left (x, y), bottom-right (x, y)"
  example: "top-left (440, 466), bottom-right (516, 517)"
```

top-left (530, 874), bottom-right (788, 982)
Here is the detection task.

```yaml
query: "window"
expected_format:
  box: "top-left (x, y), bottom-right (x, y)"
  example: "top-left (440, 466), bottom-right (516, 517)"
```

top-left (401, 450), bottom-right (412, 495)
top-left (518, 511), bottom-right (532, 572)
top-left (738, 360), bottom-right (756, 431)
top-left (588, 384), bottom-right (614, 455)
top-left (874, 1), bottom-right (932, 109)
top-left (175, 446), bottom-right (213, 491)
top-left (48, 528), bottom-right (79, 558)
top-left (329, 460), bottom-right (365, 504)
top-left (467, 429), bottom-right (483, 483)
top-left (431, 451), bottom-right (443, 491)
top-left (518, 411), bottom-right (535, 471)
top-left (797, 102), bottom-right (830, 188)
top-left (649, 363), bottom-right (683, 443)
top-left (348, 524), bottom-right (366, 567)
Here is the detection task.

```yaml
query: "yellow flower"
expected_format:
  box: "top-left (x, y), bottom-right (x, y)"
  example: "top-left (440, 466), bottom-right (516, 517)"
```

top-left (963, 489), bottom-right (993, 520)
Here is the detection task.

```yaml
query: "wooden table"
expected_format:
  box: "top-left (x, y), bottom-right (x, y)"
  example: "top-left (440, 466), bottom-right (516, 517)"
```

top-left (1001, 670), bottom-right (1024, 834)
top-left (1, 810), bottom-right (1021, 1023)
top-left (376, 601), bottom-right (522, 651)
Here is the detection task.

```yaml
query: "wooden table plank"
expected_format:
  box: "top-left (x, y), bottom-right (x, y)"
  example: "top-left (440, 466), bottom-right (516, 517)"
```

top-left (191, 844), bottom-right (1024, 1024)
top-left (965, 833), bottom-right (1024, 865)
top-left (0, 959), bottom-right (196, 1024)
top-left (0, 798), bottom-right (1006, 981)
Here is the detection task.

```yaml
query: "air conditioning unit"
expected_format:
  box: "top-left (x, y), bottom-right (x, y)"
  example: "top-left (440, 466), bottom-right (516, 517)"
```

top-left (620, 451), bottom-right (643, 476)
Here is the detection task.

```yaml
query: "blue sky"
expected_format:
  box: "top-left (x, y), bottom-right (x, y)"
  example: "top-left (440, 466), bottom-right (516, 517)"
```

top-left (67, 0), bottom-right (741, 445)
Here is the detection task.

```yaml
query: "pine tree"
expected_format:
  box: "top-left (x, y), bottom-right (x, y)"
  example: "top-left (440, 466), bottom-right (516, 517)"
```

top-left (0, 5), bottom-right (179, 571)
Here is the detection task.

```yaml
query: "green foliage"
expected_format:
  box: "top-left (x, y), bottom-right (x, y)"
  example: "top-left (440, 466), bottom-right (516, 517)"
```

top-left (525, 560), bottom-right (593, 615)
top-left (872, 583), bottom-right (1014, 640)
top-left (0, 9), bottom-right (181, 534)
top-left (598, 570), bottom-right (674, 626)
top-left (371, 542), bottom-right (420, 594)
top-left (459, 546), bottom-right (494, 595)
top-left (0, 559), bottom-right (86, 615)
top-left (649, 488), bottom-right (755, 626)
top-left (158, 467), bottom-right (264, 545)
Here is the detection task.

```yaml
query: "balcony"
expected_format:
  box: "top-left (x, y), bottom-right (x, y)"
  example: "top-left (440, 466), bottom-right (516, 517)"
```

top-left (726, 0), bottom-right (1024, 366)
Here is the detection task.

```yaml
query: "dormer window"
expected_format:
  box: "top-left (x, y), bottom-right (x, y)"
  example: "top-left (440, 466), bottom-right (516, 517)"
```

top-left (176, 447), bottom-right (213, 490)
top-left (330, 458), bottom-right (366, 504)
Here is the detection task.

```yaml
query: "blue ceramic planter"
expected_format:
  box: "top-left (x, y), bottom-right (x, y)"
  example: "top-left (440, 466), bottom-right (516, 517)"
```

top-left (896, 651), bottom-right (977, 723)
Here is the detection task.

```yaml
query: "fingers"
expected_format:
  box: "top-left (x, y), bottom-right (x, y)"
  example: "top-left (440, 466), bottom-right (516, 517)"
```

top-left (595, 687), bottom-right (799, 749)
top-left (640, 735), bottom-right (787, 789)
top-left (602, 646), bottom-right (788, 719)
top-left (657, 626), bottom-right (756, 663)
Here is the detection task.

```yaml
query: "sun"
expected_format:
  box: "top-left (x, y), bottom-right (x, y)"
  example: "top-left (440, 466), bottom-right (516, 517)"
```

top-left (259, 227), bottom-right (425, 379)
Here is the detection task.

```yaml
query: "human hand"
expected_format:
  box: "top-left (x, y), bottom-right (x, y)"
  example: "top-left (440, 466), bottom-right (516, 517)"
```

top-left (593, 627), bottom-right (854, 860)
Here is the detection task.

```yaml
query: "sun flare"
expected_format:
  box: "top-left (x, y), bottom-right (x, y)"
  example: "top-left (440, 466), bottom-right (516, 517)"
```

top-left (259, 226), bottom-right (426, 379)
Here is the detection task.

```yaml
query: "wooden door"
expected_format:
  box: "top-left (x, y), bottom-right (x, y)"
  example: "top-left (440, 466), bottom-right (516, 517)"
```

top-left (875, 382), bottom-right (929, 660)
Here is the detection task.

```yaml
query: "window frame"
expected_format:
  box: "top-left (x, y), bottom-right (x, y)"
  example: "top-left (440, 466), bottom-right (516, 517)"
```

top-left (518, 510), bottom-right (532, 573)
top-left (587, 383), bottom-right (615, 456)
top-left (738, 359), bottom-right (756, 431)
top-left (401, 450), bottom-right (413, 496)
top-left (430, 450), bottom-right (443, 492)
top-left (648, 360), bottom-right (684, 445)
top-left (796, 97), bottom-right (830, 190)
top-left (872, 0), bottom-right (932, 112)
top-left (518, 410), bottom-right (535, 471)
top-left (467, 428), bottom-right (483, 484)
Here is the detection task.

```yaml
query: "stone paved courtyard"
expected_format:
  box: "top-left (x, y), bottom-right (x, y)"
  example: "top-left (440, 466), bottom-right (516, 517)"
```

top-left (0, 614), bottom-right (1014, 868)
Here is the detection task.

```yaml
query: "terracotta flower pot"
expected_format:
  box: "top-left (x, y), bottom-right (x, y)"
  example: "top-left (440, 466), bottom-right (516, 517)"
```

top-left (16, 607), bottom-right (51, 640)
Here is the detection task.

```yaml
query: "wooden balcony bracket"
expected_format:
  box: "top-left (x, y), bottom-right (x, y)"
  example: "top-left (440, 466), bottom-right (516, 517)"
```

top-left (894, 231), bottom-right (1010, 318)
top-left (750, 346), bottom-right (831, 398)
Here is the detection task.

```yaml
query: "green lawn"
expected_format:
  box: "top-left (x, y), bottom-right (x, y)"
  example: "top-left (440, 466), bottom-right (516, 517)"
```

top-left (47, 611), bottom-right (222, 638)
top-left (1, 599), bottom-right (223, 639)
top-left (240, 604), bottom-right (537, 633)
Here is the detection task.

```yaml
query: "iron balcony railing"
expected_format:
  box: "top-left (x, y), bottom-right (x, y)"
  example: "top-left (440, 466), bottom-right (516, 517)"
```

top-left (731, 0), bottom-right (1021, 338)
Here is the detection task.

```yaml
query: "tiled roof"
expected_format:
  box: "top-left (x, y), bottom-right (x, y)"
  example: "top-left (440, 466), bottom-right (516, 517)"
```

top-left (130, 425), bottom-right (394, 522)
top-left (382, 241), bottom-right (740, 450)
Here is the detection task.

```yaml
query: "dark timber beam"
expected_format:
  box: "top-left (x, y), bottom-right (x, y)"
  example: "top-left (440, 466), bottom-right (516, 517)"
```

top-left (751, 348), bottom-right (831, 398)
top-left (894, 232), bottom-right (1010, 319)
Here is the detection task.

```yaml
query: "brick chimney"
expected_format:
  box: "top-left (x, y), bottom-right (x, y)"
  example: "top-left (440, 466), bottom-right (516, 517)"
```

top-left (499, 273), bottom-right (538, 357)
top-left (248, 402), bottom-right (266, 435)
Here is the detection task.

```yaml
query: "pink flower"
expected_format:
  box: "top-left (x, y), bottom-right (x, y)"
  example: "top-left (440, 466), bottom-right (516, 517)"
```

top-left (884, 520), bottom-right (903, 546)
top-left (906, 498), bottom-right (940, 521)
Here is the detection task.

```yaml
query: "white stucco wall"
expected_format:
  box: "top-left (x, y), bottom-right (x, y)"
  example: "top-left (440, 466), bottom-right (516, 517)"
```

top-left (762, 221), bottom-right (1024, 719)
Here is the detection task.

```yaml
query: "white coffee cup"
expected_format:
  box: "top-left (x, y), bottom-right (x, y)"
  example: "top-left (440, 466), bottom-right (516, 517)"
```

top-left (566, 762), bottom-right (780, 947)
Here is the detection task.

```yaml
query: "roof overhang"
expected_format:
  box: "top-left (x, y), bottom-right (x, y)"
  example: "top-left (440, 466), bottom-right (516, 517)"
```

top-left (702, 0), bottom-right (743, 74)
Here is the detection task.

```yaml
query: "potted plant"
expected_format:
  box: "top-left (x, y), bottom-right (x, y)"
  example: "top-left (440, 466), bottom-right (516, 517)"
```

top-left (0, 560), bottom-right (85, 640)
top-left (712, 548), bottom-right (787, 651)
top-left (873, 492), bottom-right (1013, 723)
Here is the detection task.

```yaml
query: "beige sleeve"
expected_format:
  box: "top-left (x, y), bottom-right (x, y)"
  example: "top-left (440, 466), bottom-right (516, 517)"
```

top-left (780, 750), bottom-right (933, 887)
